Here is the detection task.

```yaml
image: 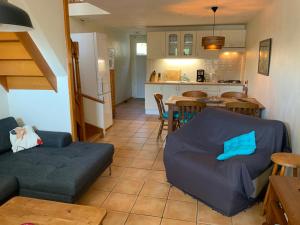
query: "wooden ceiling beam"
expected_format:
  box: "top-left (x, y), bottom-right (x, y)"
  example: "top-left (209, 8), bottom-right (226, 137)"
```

top-left (16, 32), bottom-right (57, 92)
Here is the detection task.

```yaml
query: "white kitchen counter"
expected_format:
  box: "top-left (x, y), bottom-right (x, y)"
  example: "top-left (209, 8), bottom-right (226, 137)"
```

top-left (145, 81), bottom-right (244, 86)
top-left (145, 82), bottom-right (244, 114)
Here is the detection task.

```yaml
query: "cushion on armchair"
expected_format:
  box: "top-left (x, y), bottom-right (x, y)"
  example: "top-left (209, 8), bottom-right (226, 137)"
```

top-left (217, 131), bottom-right (257, 160)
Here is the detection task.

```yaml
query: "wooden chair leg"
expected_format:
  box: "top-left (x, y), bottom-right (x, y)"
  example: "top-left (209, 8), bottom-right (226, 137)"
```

top-left (293, 168), bottom-right (298, 177)
top-left (279, 166), bottom-right (286, 176)
top-left (262, 164), bottom-right (279, 215)
top-left (157, 120), bottom-right (164, 139)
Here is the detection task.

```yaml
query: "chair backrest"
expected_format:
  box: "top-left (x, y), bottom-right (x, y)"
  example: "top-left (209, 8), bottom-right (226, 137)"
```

top-left (221, 91), bottom-right (247, 98)
top-left (225, 101), bottom-right (259, 117)
top-left (182, 90), bottom-right (208, 98)
top-left (176, 100), bottom-right (207, 125)
top-left (154, 93), bottom-right (166, 119)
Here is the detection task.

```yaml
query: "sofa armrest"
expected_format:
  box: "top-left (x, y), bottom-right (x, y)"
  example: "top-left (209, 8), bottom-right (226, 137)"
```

top-left (36, 130), bottom-right (72, 148)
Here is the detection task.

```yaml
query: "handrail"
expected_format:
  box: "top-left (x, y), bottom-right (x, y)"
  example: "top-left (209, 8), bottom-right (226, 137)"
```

top-left (82, 94), bottom-right (105, 104)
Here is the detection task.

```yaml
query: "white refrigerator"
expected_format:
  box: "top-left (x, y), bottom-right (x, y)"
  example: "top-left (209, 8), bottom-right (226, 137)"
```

top-left (71, 32), bottom-right (113, 133)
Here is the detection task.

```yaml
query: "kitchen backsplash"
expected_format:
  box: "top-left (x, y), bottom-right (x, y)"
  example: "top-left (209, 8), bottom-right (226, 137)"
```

top-left (147, 51), bottom-right (245, 82)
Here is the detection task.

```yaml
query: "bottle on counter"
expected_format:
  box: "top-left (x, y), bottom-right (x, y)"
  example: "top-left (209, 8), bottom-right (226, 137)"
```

top-left (149, 70), bottom-right (156, 82)
top-left (157, 73), bottom-right (161, 82)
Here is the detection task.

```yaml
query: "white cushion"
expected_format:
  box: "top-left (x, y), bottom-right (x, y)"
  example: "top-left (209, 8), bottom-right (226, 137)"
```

top-left (10, 126), bottom-right (43, 153)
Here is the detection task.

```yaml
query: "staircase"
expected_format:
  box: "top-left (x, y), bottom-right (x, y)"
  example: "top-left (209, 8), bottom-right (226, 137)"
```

top-left (0, 32), bottom-right (57, 92)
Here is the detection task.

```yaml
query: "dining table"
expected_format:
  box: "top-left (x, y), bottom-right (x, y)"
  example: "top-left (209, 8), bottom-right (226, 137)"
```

top-left (165, 96), bottom-right (265, 134)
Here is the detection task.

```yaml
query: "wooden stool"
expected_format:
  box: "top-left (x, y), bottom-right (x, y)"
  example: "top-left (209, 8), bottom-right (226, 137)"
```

top-left (262, 152), bottom-right (300, 214)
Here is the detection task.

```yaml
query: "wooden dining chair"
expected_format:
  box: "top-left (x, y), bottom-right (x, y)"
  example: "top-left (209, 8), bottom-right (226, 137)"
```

top-left (176, 100), bottom-right (207, 126)
top-left (221, 91), bottom-right (247, 98)
top-left (182, 90), bottom-right (208, 98)
top-left (225, 101), bottom-right (259, 117)
top-left (154, 93), bottom-right (178, 139)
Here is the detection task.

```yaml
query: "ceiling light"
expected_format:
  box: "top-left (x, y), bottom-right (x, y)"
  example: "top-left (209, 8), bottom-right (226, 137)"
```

top-left (202, 6), bottom-right (225, 50)
top-left (0, 0), bottom-right (33, 32)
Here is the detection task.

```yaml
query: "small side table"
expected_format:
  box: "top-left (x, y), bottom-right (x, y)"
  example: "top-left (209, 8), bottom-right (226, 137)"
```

top-left (262, 152), bottom-right (300, 214)
top-left (263, 176), bottom-right (300, 225)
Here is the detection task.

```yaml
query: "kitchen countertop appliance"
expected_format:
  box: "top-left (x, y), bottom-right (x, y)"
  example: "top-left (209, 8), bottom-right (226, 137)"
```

top-left (197, 69), bottom-right (205, 82)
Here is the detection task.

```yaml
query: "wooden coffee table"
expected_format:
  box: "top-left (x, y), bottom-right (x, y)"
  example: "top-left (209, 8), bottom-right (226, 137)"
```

top-left (0, 197), bottom-right (106, 225)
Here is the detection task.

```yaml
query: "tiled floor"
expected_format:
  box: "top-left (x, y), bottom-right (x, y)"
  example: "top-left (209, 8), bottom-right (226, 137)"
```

top-left (78, 99), bottom-right (265, 225)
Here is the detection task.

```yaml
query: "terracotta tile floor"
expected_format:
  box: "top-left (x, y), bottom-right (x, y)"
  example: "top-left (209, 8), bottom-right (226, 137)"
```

top-left (78, 99), bottom-right (265, 225)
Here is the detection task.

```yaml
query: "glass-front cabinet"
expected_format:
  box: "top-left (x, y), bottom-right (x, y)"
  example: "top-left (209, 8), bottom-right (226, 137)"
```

top-left (166, 32), bottom-right (180, 57)
top-left (166, 31), bottom-right (196, 57)
top-left (181, 32), bottom-right (196, 57)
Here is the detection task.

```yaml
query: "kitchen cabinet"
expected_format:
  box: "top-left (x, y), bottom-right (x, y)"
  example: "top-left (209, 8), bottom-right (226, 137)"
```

top-left (147, 32), bottom-right (166, 59)
top-left (166, 31), bottom-right (197, 58)
top-left (181, 31), bottom-right (197, 57)
top-left (166, 32), bottom-right (181, 57)
top-left (145, 84), bottom-right (163, 114)
top-left (145, 83), bottom-right (244, 114)
top-left (220, 30), bottom-right (246, 48)
top-left (147, 29), bottom-right (246, 59)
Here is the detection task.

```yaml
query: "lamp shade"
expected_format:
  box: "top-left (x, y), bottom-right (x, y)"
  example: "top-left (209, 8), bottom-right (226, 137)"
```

top-left (0, 1), bottom-right (33, 32)
top-left (202, 36), bottom-right (225, 50)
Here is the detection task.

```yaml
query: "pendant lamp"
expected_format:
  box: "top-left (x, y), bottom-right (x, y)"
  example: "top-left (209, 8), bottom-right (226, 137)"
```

top-left (0, 0), bottom-right (33, 32)
top-left (202, 6), bottom-right (225, 50)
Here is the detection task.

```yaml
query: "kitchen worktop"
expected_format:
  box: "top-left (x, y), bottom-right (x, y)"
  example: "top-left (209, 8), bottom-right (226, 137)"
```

top-left (145, 81), bottom-right (244, 86)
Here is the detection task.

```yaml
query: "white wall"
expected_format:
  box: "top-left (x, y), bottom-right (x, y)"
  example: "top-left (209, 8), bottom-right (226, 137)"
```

top-left (70, 19), bottom-right (132, 104)
top-left (8, 76), bottom-right (71, 132)
top-left (244, 0), bottom-right (300, 154)
top-left (0, 87), bottom-right (9, 119)
top-left (6, 0), bottom-right (72, 132)
top-left (107, 30), bottom-right (131, 104)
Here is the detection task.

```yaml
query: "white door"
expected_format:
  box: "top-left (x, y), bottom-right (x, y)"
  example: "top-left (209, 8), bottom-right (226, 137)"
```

top-left (136, 55), bottom-right (147, 98)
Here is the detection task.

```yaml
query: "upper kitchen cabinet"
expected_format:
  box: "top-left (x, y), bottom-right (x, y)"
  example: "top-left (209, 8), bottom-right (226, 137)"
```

top-left (181, 31), bottom-right (197, 57)
top-left (166, 32), bottom-right (181, 57)
top-left (147, 32), bottom-right (166, 59)
top-left (216, 29), bottom-right (246, 48)
top-left (166, 31), bottom-right (197, 58)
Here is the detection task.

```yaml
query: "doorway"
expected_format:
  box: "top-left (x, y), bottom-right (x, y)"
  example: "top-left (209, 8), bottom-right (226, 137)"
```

top-left (131, 35), bottom-right (147, 99)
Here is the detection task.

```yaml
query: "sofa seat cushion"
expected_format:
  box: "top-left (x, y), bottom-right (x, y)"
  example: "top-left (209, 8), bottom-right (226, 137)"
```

top-left (0, 175), bottom-right (18, 203)
top-left (0, 142), bottom-right (114, 197)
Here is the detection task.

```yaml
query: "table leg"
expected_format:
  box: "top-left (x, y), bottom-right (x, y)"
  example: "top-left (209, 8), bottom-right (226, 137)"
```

top-left (168, 105), bottom-right (174, 134)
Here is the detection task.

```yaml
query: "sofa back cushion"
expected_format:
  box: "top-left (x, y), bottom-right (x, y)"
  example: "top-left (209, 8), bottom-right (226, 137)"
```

top-left (0, 117), bottom-right (18, 153)
top-left (174, 108), bottom-right (289, 155)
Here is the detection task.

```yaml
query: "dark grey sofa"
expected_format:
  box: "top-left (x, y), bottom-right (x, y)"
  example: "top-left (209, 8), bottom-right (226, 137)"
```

top-left (0, 117), bottom-right (114, 203)
top-left (164, 108), bottom-right (290, 216)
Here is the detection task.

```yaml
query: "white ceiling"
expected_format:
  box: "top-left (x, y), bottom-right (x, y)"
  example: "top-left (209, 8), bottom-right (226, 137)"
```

top-left (78, 0), bottom-right (273, 30)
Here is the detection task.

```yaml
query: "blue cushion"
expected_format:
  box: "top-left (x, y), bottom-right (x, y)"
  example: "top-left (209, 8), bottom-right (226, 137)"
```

top-left (162, 111), bottom-right (179, 120)
top-left (217, 131), bottom-right (256, 160)
top-left (178, 112), bottom-right (197, 124)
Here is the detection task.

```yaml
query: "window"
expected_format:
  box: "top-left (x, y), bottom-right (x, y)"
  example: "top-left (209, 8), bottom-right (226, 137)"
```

top-left (136, 43), bottom-right (147, 56)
